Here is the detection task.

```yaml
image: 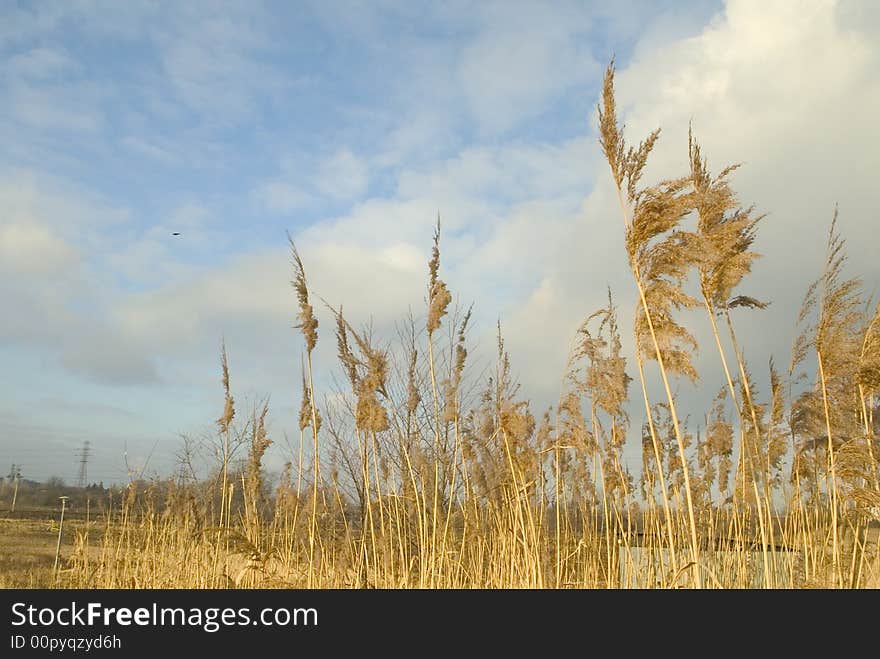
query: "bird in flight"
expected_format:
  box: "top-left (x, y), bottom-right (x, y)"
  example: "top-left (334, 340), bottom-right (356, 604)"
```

top-left (171, 232), bottom-right (181, 236)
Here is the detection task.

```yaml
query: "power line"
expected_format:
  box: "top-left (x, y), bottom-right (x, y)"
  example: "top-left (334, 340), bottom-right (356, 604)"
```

top-left (75, 441), bottom-right (91, 488)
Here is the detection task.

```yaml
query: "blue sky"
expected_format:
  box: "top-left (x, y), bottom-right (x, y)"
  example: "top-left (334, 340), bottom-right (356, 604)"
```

top-left (1, 0), bottom-right (878, 486)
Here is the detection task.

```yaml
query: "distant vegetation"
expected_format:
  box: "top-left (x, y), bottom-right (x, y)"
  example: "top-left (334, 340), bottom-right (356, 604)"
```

top-left (0, 475), bottom-right (111, 512)
top-left (5, 61), bottom-right (878, 589)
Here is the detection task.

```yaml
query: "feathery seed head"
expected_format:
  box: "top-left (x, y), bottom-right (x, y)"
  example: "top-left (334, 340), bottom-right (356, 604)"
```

top-left (217, 341), bottom-right (235, 433)
top-left (426, 218), bottom-right (453, 334)
top-left (288, 235), bottom-right (318, 353)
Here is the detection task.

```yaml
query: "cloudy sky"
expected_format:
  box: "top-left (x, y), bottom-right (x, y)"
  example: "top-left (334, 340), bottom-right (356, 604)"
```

top-left (1, 0), bottom-right (877, 486)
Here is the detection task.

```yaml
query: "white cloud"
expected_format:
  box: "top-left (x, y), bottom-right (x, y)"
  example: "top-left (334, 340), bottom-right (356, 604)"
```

top-left (316, 149), bottom-right (369, 201)
top-left (607, 0), bottom-right (880, 349)
top-left (60, 330), bottom-right (159, 385)
top-left (396, 139), bottom-right (594, 207)
top-left (0, 173), bottom-right (155, 388)
top-left (257, 149), bottom-right (371, 213)
top-left (0, 171), bottom-right (129, 239)
top-left (256, 180), bottom-right (313, 214)
top-left (153, 8), bottom-right (286, 123)
top-left (457, 2), bottom-right (599, 134)
top-left (0, 222), bottom-right (78, 276)
top-left (373, 110), bottom-right (460, 169)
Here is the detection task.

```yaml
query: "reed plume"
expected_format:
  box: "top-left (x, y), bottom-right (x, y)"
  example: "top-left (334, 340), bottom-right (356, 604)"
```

top-left (598, 58), bottom-right (701, 582)
top-left (288, 234), bottom-right (321, 586)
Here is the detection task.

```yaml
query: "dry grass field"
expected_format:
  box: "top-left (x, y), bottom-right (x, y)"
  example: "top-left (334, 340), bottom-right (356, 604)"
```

top-left (3, 61), bottom-right (878, 590)
top-left (0, 509), bottom-right (104, 588)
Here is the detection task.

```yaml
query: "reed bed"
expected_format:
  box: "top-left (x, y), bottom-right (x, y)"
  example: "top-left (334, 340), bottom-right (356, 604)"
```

top-left (58, 61), bottom-right (879, 589)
